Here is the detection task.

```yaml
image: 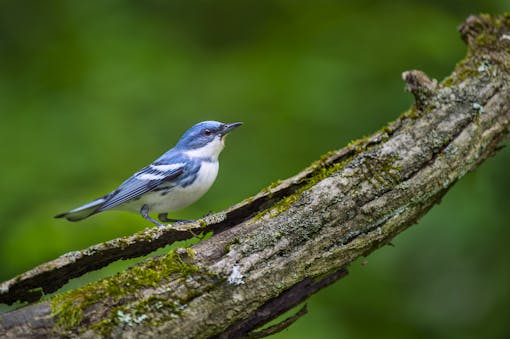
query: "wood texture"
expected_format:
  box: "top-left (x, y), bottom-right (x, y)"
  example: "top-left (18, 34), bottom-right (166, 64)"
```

top-left (1, 13), bottom-right (510, 339)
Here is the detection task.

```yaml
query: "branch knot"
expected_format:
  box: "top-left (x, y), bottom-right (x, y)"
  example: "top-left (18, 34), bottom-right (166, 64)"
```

top-left (402, 70), bottom-right (437, 111)
top-left (459, 14), bottom-right (510, 52)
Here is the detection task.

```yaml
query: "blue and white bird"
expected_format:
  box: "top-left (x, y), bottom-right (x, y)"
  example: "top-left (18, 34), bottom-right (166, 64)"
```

top-left (55, 121), bottom-right (242, 226)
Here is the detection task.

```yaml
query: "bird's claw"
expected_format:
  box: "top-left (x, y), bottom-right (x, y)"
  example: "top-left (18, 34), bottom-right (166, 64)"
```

top-left (158, 213), bottom-right (193, 225)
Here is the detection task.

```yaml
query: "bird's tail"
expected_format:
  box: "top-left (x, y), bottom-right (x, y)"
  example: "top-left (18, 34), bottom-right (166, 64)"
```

top-left (54, 197), bottom-right (106, 222)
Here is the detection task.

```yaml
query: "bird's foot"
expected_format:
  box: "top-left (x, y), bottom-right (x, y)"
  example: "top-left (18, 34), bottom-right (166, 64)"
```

top-left (158, 213), bottom-right (193, 224)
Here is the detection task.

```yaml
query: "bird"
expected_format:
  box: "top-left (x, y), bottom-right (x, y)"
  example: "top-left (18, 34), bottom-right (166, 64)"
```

top-left (55, 121), bottom-right (242, 226)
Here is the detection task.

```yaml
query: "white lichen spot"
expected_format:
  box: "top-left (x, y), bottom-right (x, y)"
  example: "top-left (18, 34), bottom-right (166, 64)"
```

top-left (472, 102), bottom-right (484, 114)
top-left (117, 310), bottom-right (132, 324)
top-left (62, 250), bottom-right (81, 261)
top-left (342, 167), bottom-right (355, 176)
top-left (204, 212), bottom-right (226, 224)
top-left (500, 34), bottom-right (510, 41)
top-left (443, 179), bottom-right (452, 189)
top-left (134, 314), bottom-right (148, 324)
top-left (446, 145), bottom-right (458, 157)
top-left (232, 292), bottom-right (245, 302)
top-left (380, 142), bottom-right (395, 156)
top-left (338, 176), bottom-right (349, 186)
top-left (227, 265), bottom-right (245, 285)
top-left (116, 310), bottom-right (148, 325)
top-left (477, 63), bottom-right (488, 73)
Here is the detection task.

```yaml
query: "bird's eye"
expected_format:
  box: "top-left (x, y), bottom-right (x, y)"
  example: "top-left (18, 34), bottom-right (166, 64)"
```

top-left (203, 129), bottom-right (212, 136)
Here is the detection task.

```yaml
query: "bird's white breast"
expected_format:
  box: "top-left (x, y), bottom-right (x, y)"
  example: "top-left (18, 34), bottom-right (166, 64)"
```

top-left (132, 160), bottom-right (219, 213)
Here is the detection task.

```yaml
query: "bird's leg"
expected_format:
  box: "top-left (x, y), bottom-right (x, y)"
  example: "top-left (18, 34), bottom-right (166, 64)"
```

top-left (140, 205), bottom-right (164, 227)
top-left (157, 210), bottom-right (214, 224)
top-left (158, 213), bottom-right (192, 224)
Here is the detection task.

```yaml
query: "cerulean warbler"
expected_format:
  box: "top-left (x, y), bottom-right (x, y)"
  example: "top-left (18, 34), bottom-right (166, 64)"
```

top-left (55, 121), bottom-right (242, 226)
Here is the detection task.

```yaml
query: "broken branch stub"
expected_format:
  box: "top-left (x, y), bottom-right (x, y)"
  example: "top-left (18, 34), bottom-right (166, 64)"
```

top-left (1, 13), bottom-right (510, 339)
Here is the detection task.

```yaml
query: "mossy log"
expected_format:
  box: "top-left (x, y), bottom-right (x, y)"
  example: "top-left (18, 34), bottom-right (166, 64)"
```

top-left (1, 13), bottom-right (510, 338)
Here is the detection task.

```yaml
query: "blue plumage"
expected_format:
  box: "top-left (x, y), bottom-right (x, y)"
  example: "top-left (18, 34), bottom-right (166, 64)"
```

top-left (55, 121), bottom-right (242, 226)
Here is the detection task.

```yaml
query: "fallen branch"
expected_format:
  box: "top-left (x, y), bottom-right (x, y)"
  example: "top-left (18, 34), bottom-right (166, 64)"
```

top-left (1, 13), bottom-right (509, 339)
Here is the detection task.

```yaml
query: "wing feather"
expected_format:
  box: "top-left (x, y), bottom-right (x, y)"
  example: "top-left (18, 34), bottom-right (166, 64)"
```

top-left (97, 164), bottom-right (184, 212)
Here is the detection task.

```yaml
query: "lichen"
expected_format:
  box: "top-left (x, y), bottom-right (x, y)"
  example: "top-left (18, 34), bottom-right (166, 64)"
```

top-left (402, 106), bottom-right (420, 119)
top-left (474, 32), bottom-right (498, 47)
top-left (89, 295), bottom-right (186, 337)
top-left (359, 154), bottom-right (401, 190)
top-left (253, 121), bottom-right (404, 220)
top-left (441, 57), bottom-right (479, 88)
top-left (227, 265), bottom-right (245, 285)
top-left (254, 156), bottom-right (355, 220)
top-left (440, 13), bottom-right (510, 88)
top-left (309, 150), bottom-right (339, 168)
top-left (267, 179), bottom-right (282, 191)
top-left (51, 248), bottom-right (198, 334)
top-left (472, 102), bottom-right (484, 114)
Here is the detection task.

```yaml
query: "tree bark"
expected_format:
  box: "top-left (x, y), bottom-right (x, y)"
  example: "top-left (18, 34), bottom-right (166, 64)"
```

top-left (1, 13), bottom-right (510, 339)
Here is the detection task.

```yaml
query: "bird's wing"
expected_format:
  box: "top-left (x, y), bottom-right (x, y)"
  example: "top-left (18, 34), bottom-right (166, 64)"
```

top-left (97, 162), bottom-right (185, 212)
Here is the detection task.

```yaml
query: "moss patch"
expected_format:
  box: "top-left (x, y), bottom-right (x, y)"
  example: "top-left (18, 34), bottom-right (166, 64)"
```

top-left (254, 154), bottom-right (355, 220)
top-left (51, 248), bottom-right (198, 334)
top-left (89, 295), bottom-right (186, 337)
top-left (253, 113), bottom-right (408, 221)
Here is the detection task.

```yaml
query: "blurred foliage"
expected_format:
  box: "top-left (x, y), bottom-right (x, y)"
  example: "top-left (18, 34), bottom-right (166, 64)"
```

top-left (0, 0), bottom-right (509, 338)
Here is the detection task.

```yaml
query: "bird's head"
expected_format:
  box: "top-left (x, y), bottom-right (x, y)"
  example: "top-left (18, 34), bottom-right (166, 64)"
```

top-left (176, 121), bottom-right (242, 160)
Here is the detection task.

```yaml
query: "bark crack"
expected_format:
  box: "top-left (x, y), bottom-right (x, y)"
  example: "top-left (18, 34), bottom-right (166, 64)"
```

top-left (1, 13), bottom-right (510, 339)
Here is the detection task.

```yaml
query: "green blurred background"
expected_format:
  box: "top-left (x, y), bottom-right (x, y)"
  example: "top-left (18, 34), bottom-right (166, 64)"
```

top-left (1, 0), bottom-right (509, 338)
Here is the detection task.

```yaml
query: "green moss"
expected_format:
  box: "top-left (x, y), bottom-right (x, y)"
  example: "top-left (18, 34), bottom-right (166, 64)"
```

top-left (466, 14), bottom-right (508, 48)
top-left (196, 231), bottom-right (214, 240)
top-left (347, 135), bottom-right (370, 150)
top-left (360, 155), bottom-right (401, 190)
top-left (257, 179), bottom-right (283, 199)
top-left (442, 76), bottom-right (454, 87)
top-left (89, 295), bottom-right (185, 337)
top-left (251, 110), bottom-right (409, 221)
top-left (381, 121), bottom-right (398, 136)
top-left (263, 191), bottom-right (301, 219)
top-left (253, 123), bottom-right (405, 221)
top-left (475, 32), bottom-right (497, 47)
top-left (402, 106), bottom-right (419, 119)
top-left (458, 66), bottom-right (478, 82)
top-left (439, 14), bottom-right (510, 88)
top-left (239, 195), bottom-right (255, 205)
top-left (255, 156), bottom-right (354, 220)
top-left (424, 103), bottom-right (437, 112)
top-left (223, 237), bottom-right (241, 253)
top-left (441, 64), bottom-right (477, 87)
top-left (90, 317), bottom-right (116, 337)
top-left (51, 248), bottom-right (198, 333)
top-left (267, 179), bottom-right (282, 190)
top-left (310, 150), bottom-right (338, 167)
top-left (440, 52), bottom-right (481, 88)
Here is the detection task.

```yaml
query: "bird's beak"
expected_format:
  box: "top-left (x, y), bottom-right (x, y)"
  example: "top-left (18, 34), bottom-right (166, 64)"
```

top-left (221, 122), bottom-right (243, 136)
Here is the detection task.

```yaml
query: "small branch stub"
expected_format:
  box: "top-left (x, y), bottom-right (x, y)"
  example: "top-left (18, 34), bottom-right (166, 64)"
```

top-left (1, 13), bottom-right (510, 339)
top-left (402, 70), bottom-right (437, 111)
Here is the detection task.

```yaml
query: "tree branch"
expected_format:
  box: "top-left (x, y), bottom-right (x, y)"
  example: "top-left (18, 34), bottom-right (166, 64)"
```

top-left (1, 13), bottom-right (510, 339)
